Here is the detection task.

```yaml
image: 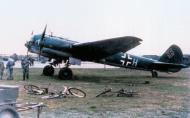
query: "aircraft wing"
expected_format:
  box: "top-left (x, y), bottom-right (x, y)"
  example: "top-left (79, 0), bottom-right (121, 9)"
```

top-left (71, 36), bottom-right (142, 60)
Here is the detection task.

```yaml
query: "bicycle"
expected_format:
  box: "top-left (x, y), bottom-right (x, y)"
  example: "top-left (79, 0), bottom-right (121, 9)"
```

top-left (16, 102), bottom-right (45, 112)
top-left (24, 84), bottom-right (48, 95)
top-left (96, 88), bottom-right (138, 97)
top-left (41, 86), bottom-right (86, 99)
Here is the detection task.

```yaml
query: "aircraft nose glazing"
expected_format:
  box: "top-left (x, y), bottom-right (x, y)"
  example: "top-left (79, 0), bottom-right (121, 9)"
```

top-left (25, 41), bottom-right (29, 48)
top-left (25, 41), bottom-right (34, 50)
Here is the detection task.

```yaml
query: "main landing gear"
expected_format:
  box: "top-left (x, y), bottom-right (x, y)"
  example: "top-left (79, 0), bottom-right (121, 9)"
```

top-left (43, 65), bottom-right (54, 76)
top-left (42, 60), bottom-right (73, 80)
top-left (151, 70), bottom-right (158, 78)
top-left (58, 67), bottom-right (73, 80)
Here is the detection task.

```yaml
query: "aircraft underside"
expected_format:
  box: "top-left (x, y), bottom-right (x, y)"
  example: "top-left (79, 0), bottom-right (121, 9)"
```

top-left (42, 57), bottom-right (159, 80)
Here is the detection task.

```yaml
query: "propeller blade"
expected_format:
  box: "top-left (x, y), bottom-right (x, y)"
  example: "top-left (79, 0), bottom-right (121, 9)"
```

top-left (41, 24), bottom-right (47, 41)
top-left (38, 24), bottom-right (47, 60)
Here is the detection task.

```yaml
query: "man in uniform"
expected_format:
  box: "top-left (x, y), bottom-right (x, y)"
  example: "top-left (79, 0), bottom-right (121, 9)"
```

top-left (6, 58), bottom-right (15, 80)
top-left (0, 59), bottom-right (4, 80)
top-left (21, 56), bottom-right (31, 81)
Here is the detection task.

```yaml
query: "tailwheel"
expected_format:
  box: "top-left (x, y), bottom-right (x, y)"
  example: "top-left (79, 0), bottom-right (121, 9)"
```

top-left (43, 65), bottom-right (54, 76)
top-left (58, 67), bottom-right (73, 80)
top-left (151, 70), bottom-right (158, 78)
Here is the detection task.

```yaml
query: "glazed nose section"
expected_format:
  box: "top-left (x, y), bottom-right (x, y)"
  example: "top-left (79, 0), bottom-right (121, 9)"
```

top-left (25, 41), bottom-right (30, 48)
top-left (25, 41), bottom-right (33, 51)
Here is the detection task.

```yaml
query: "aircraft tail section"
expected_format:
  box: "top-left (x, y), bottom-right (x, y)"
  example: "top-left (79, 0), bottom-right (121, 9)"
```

top-left (159, 44), bottom-right (183, 64)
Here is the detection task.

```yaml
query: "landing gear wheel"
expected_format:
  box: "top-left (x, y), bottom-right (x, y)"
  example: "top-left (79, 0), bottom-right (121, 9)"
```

top-left (151, 71), bottom-right (158, 78)
top-left (43, 65), bottom-right (54, 76)
top-left (58, 67), bottom-right (73, 80)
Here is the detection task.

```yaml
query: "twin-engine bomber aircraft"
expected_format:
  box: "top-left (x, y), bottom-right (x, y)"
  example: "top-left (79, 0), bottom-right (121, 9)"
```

top-left (25, 26), bottom-right (188, 79)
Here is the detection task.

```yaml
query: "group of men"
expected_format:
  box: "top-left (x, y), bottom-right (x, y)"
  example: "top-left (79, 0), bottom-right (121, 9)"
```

top-left (0, 56), bottom-right (32, 81)
top-left (0, 58), bottom-right (15, 80)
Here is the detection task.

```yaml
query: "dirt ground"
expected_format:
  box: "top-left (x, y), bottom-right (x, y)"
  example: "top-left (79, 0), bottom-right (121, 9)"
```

top-left (0, 68), bottom-right (190, 118)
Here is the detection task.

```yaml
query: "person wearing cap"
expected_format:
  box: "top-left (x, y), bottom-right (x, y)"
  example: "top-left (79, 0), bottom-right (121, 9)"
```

top-left (0, 59), bottom-right (4, 80)
top-left (6, 58), bottom-right (15, 80)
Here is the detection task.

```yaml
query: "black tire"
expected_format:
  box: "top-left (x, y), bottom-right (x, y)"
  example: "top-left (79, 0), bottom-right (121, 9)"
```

top-left (0, 107), bottom-right (20, 118)
top-left (58, 68), bottom-right (73, 80)
top-left (68, 88), bottom-right (86, 98)
top-left (43, 65), bottom-right (54, 76)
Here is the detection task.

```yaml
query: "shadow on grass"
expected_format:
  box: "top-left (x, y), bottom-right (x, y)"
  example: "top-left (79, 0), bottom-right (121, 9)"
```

top-left (15, 68), bottom-right (188, 85)
top-left (153, 76), bottom-right (187, 80)
top-left (151, 83), bottom-right (190, 93)
top-left (72, 75), bottom-right (153, 84)
top-left (27, 73), bottom-right (187, 85)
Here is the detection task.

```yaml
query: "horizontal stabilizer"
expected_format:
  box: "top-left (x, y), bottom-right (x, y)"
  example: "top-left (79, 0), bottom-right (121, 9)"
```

top-left (152, 62), bottom-right (188, 72)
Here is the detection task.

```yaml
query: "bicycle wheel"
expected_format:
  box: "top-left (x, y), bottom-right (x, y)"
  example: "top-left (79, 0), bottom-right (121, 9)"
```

top-left (68, 88), bottom-right (86, 98)
top-left (24, 85), bottom-right (40, 91)
top-left (24, 85), bottom-right (43, 95)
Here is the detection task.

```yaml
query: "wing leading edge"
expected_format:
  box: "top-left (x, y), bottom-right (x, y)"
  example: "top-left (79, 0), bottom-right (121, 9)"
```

top-left (71, 36), bottom-right (142, 61)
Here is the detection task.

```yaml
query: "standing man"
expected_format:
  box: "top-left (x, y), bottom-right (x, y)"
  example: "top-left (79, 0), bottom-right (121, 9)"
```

top-left (21, 56), bottom-right (31, 81)
top-left (6, 58), bottom-right (15, 80)
top-left (0, 59), bottom-right (4, 80)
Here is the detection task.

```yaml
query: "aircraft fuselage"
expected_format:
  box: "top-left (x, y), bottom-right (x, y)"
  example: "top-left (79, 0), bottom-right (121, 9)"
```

top-left (101, 52), bottom-right (182, 73)
top-left (25, 31), bottom-right (188, 79)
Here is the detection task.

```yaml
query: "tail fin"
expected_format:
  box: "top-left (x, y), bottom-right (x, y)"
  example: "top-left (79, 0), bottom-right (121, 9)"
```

top-left (159, 44), bottom-right (183, 64)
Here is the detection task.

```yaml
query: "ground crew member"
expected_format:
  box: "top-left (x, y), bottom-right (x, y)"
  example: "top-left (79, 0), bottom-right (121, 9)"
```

top-left (0, 60), bottom-right (4, 80)
top-left (21, 56), bottom-right (31, 80)
top-left (6, 58), bottom-right (15, 80)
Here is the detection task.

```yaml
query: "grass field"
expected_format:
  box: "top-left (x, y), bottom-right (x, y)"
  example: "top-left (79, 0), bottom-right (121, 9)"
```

top-left (0, 68), bottom-right (190, 118)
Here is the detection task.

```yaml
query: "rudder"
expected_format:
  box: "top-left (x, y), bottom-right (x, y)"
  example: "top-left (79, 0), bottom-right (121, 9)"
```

top-left (159, 44), bottom-right (183, 64)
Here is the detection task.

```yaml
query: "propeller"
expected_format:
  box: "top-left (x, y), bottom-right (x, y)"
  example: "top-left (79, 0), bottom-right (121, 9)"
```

top-left (41, 24), bottom-right (47, 42)
top-left (39, 25), bottom-right (47, 60)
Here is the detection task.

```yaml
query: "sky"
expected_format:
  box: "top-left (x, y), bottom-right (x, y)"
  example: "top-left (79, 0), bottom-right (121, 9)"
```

top-left (0, 0), bottom-right (190, 55)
